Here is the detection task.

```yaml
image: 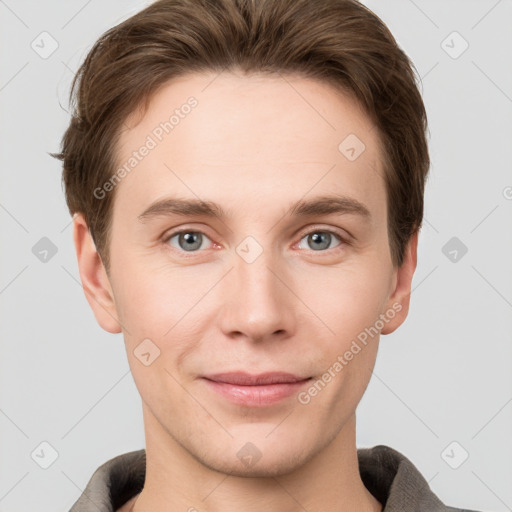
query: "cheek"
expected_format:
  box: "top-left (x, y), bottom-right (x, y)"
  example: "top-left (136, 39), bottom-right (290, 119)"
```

top-left (111, 258), bottom-right (206, 403)
top-left (300, 261), bottom-right (391, 343)
top-left (110, 252), bottom-right (212, 339)
top-left (295, 265), bottom-right (389, 414)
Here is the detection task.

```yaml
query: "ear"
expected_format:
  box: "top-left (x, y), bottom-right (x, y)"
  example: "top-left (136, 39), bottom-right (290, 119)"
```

top-left (381, 231), bottom-right (418, 335)
top-left (72, 213), bottom-right (122, 333)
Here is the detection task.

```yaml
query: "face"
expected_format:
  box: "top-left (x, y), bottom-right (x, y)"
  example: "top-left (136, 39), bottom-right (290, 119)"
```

top-left (75, 71), bottom-right (416, 477)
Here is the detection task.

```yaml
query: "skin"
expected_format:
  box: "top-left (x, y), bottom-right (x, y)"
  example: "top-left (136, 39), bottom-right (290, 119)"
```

top-left (73, 71), bottom-right (418, 512)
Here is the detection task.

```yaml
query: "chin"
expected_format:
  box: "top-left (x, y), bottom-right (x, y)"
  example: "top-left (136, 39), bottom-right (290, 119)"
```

top-left (197, 447), bottom-right (313, 478)
top-left (184, 428), bottom-right (321, 479)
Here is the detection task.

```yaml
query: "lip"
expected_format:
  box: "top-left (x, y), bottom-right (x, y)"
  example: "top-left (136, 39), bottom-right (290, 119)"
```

top-left (201, 372), bottom-right (312, 407)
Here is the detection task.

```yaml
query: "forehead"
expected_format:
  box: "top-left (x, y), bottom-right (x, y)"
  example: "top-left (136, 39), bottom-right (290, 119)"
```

top-left (113, 71), bottom-right (386, 220)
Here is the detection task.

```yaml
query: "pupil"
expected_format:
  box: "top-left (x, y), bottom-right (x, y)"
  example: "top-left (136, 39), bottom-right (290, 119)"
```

top-left (310, 232), bottom-right (329, 250)
top-left (182, 232), bottom-right (200, 251)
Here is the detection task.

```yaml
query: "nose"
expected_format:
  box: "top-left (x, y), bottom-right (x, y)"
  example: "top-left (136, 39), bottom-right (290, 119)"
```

top-left (218, 243), bottom-right (296, 344)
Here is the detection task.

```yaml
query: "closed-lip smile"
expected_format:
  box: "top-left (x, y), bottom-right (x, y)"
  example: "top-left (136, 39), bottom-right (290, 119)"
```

top-left (201, 371), bottom-right (312, 406)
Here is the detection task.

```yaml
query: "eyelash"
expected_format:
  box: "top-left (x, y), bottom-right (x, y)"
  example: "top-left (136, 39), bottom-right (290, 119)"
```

top-left (162, 226), bottom-right (349, 256)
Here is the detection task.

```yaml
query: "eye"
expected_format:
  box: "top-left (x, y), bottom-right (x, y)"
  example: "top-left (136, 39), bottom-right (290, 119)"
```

top-left (165, 230), bottom-right (213, 252)
top-left (296, 229), bottom-right (344, 252)
top-left (164, 227), bottom-right (347, 255)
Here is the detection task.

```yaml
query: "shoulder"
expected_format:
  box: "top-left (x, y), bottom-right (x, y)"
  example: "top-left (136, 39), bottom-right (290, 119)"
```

top-left (68, 450), bottom-right (146, 512)
top-left (357, 445), bottom-right (484, 512)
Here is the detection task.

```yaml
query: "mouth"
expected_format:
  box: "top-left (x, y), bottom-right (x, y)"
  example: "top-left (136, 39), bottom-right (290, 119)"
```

top-left (201, 372), bottom-right (312, 407)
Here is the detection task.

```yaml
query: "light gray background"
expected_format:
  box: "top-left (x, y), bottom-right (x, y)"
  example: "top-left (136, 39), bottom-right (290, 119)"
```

top-left (1, 1), bottom-right (511, 511)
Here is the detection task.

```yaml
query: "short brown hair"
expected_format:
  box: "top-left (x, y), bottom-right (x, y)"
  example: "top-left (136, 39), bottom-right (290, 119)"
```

top-left (52, 0), bottom-right (429, 270)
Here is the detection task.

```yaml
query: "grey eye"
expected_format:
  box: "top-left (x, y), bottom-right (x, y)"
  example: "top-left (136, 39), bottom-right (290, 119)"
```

top-left (168, 231), bottom-right (210, 252)
top-left (298, 231), bottom-right (342, 251)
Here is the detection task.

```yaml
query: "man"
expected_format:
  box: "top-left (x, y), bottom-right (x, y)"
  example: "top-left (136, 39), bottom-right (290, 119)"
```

top-left (52, 0), bottom-right (482, 510)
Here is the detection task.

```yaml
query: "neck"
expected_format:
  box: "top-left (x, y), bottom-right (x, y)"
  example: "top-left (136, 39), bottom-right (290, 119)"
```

top-left (129, 407), bottom-right (381, 512)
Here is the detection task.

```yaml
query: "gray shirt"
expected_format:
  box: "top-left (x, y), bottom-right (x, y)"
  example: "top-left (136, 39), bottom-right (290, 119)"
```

top-left (69, 445), bottom-right (481, 511)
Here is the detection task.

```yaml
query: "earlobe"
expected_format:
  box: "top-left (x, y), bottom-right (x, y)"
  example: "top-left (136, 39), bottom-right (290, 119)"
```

top-left (73, 213), bottom-right (122, 334)
top-left (381, 231), bottom-right (419, 335)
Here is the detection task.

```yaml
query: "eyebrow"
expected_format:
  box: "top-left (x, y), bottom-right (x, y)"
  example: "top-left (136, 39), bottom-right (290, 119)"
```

top-left (137, 194), bottom-right (371, 223)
